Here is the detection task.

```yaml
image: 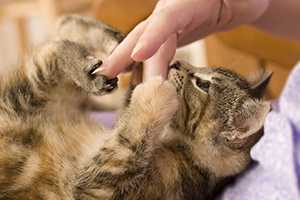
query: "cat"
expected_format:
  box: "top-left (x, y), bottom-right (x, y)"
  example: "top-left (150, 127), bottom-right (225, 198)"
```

top-left (0, 15), bottom-right (271, 200)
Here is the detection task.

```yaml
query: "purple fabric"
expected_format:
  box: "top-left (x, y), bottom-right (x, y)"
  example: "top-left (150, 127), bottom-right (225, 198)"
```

top-left (91, 63), bottom-right (300, 199)
top-left (90, 111), bottom-right (117, 128)
top-left (220, 63), bottom-right (300, 199)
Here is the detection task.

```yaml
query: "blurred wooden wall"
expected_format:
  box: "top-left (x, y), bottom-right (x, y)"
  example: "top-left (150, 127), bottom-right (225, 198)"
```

top-left (206, 26), bottom-right (300, 98)
top-left (0, 0), bottom-right (94, 65)
top-left (93, 0), bottom-right (157, 33)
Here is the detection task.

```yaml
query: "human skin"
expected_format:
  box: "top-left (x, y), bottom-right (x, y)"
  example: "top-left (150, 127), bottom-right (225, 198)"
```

top-left (94, 0), bottom-right (300, 80)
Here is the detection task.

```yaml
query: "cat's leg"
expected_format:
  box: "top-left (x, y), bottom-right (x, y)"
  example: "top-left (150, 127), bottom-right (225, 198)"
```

top-left (0, 40), bottom-right (117, 116)
top-left (54, 15), bottom-right (125, 111)
top-left (0, 40), bottom-right (116, 199)
top-left (77, 77), bottom-right (179, 199)
top-left (0, 19), bottom-right (123, 199)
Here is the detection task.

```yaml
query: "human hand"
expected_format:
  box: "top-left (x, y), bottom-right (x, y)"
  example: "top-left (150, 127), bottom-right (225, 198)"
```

top-left (94, 0), bottom-right (271, 79)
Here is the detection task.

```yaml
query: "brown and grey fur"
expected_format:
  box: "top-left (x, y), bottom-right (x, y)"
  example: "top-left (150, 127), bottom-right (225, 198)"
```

top-left (0, 15), bottom-right (271, 200)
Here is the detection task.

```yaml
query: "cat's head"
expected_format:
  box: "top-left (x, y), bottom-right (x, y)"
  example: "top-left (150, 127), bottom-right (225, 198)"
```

top-left (168, 61), bottom-right (271, 176)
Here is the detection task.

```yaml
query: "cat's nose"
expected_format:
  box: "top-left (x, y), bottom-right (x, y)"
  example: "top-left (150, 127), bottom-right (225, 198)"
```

top-left (170, 61), bottom-right (181, 70)
top-left (170, 61), bottom-right (194, 72)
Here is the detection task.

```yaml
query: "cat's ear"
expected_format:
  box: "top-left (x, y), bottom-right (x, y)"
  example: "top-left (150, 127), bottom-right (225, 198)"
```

top-left (249, 72), bottom-right (272, 99)
top-left (221, 99), bottom-right (270, 149)
top-left (234, 100), bottom-right (270, 139)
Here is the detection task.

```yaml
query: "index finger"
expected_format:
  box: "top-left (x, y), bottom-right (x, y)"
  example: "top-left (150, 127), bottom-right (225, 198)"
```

top-left (94, 21), bottom-right (147, 78)
top-left (131, 2), bottom-right (193, 61)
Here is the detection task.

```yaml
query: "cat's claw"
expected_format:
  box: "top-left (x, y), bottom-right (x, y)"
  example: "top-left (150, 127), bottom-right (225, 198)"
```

top-left (91, 75), bottom-right (118, 95)
top-left (84, 59), bottom-right (118, 95)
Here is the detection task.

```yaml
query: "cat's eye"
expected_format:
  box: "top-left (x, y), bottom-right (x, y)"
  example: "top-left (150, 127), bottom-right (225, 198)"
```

top-left (195, 78), bottom-right (211, 92)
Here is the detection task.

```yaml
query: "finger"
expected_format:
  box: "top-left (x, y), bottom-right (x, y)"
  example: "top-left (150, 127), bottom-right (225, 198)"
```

top-left (153, 0), bottom-right (168, 12)
top-left (131, 2), bottom-right (193, 61)
top-left (143, 33), bottom-right (177, 81)
top-left (177, 22), bottom-right (213, 47)
top-left (177, 0), bottom-right (230, 47)
top-left (94, 21), bottom-right (147, 78)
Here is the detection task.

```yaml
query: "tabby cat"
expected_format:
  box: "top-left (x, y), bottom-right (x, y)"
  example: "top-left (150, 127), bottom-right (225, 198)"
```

top-left (0, 16), bottom-right (271, 200)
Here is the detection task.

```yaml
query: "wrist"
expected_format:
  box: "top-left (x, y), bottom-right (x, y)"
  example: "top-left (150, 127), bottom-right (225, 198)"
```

top-left (220, 0), bottom-right (271, 29)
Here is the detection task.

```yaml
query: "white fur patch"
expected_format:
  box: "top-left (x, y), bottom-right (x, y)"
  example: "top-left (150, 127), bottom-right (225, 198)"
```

top-left (193, 73), bottom-right (213, 82)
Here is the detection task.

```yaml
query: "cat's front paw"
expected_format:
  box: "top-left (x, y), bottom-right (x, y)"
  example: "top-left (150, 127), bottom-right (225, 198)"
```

top-left (82, 58), bottom-right (118, 95)
top-left (35, 40), bottom-right (118, 96)
top-left (131, 77), bottom-right (179, 123)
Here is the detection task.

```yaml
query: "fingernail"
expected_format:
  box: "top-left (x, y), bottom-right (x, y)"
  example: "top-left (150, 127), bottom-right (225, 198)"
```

top-left (131, 42), bottom-right (144, 60)
top-left (92, 66), bottom-right (115, 79)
